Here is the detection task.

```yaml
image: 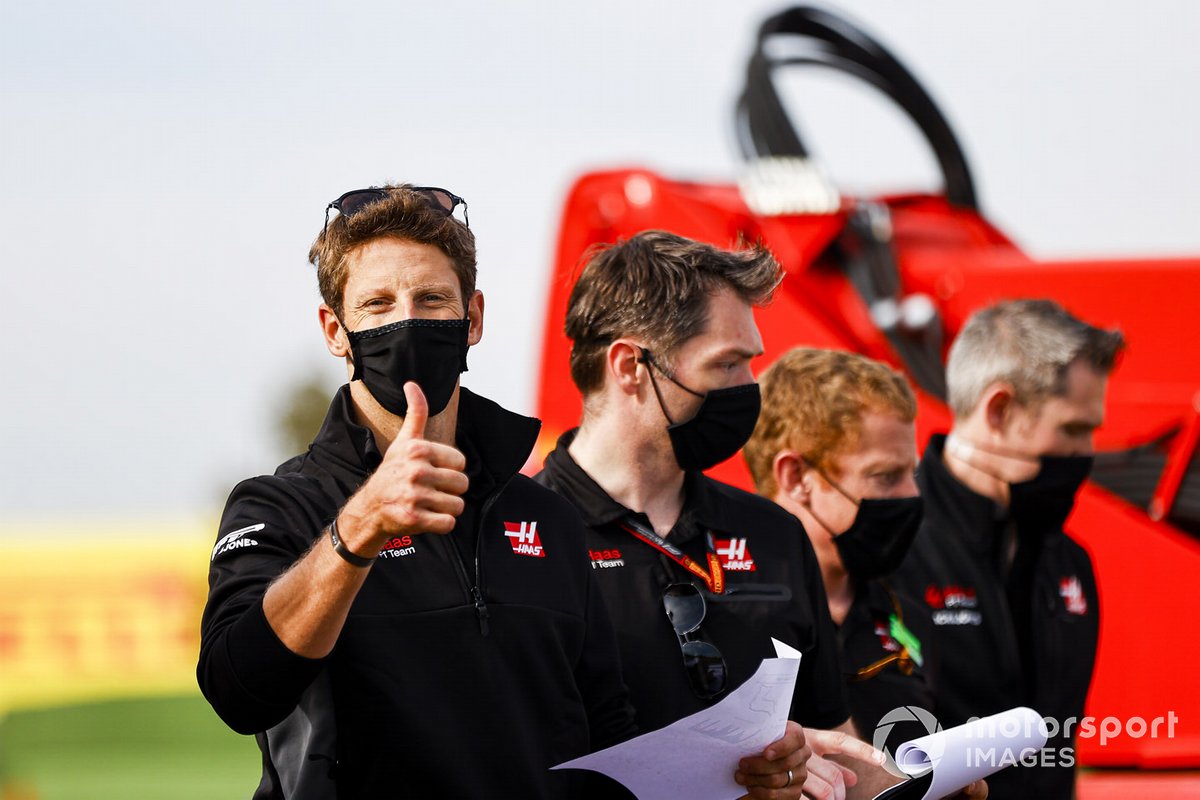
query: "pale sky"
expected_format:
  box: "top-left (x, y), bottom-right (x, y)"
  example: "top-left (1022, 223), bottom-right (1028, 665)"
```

top-left (3, 0), bottom-right (1198, 516)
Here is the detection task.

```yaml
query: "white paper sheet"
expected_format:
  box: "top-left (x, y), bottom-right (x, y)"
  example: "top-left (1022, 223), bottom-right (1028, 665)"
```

top-left (875, 706), bottom-right (1049, 800)
top-left (553, 639), bottom-right (801, 800)
top-left (772, 638), bottom-right (803, 659)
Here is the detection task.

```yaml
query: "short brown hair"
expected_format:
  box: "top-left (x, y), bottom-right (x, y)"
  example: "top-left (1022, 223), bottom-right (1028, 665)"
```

top-left (565, 230), bottom-right (782, 396)
top-left (308, 184), bottom-right (477, 318)
top-left (946, 299), bottom-right (1125, 419)
top-left (744, 348), bottom-right (917, 497)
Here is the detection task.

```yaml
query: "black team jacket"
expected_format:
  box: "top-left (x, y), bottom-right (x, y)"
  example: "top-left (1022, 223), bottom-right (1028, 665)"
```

top-left (837, 578), bottom-right (938, 738)
top-left (198, 386), bottom-right (636, 799)
top-left (890, 435), bottom-right (1099, 800)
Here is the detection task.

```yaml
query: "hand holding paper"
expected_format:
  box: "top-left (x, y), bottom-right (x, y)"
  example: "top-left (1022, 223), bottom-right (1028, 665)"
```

top-left (734, 721), bottom-right (810, 797)
top-left (553, 639), bottom-right (802, 800)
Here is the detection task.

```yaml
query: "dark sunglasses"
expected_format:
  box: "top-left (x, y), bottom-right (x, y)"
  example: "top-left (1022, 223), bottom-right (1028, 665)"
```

top-left (662, 583), bottom-right (728, 700)
top-left (324, 186), bottom-right (469, 233)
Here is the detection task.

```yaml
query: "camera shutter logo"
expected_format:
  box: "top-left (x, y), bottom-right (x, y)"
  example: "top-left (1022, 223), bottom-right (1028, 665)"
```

top-left (873, 705), bottom-right (942, 777)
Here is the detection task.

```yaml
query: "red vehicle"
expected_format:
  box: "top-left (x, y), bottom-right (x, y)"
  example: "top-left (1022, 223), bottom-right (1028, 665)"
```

top-left (534, 6), bottom-right (1200, 773)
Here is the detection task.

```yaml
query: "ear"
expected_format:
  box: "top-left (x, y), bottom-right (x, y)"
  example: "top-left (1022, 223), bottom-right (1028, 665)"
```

top-left (319, 304), bottom-right (349, 359)
top-left (607, 340), bottom-right (645, 397)
top-left (466, 290), bottom-right (484, 346)
top-left (981, 382), bottom-right (1016, 434)
top-left (773, 449), bottom-right (813, 504)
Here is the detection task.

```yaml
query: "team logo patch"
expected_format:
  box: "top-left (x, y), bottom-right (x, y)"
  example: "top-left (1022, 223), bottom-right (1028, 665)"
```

top-left (211, 523), bottom-right (264, 561)
top-left (504, 521), bottom-right (545, 558)
top-left (714, 537), bottom-right (756, 571)
top-left (589, 547), bottom-right (625, 569)
top-left (924, 583), bottom-right (982, 626)
top-left (378, 535), bottom-right (417, 559)
top-left (1059, 576), bottom-right (1088, 615)
top-left (873, 617), bottom-right (902, 653)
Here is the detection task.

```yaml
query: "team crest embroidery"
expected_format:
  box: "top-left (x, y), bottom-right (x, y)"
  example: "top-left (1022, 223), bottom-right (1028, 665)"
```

top-left (504, 521), bottom-right (545, 558)
top-left (1059, 576), bottom-right (1088, 615)
top-left (714, 537), bottom-right (756, 571)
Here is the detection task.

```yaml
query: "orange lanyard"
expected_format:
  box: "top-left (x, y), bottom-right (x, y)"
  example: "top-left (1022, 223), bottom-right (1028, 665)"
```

top-left (618, 516), bottom-right (726, 595)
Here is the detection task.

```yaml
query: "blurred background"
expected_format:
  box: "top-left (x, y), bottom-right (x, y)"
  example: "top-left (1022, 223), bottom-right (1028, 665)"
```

top-left (2, 0), bottom-right (1198, 796)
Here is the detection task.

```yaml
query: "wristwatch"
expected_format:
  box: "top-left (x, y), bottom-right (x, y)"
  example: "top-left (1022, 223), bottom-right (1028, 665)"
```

top-left (329, 517), bottom-right (376, 568)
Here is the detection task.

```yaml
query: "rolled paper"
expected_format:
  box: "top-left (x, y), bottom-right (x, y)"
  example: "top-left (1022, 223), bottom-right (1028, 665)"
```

top-left (889, 707), bottom-right (1049, 800)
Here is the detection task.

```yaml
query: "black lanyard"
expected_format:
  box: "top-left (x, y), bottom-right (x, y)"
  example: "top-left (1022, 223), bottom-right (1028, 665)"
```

top-left (618, 515), bottom-right (726, 594)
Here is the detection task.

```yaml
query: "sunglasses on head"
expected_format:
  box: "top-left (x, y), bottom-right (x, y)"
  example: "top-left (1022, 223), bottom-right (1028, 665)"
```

top-left (324, 186), bottom-right (469, 233)
top-left (662, 583), bottom-right (728, 700)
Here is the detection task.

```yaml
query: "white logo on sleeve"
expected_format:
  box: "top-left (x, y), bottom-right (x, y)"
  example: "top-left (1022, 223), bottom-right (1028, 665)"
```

top-left (211, 523), bottom-right (265, 560)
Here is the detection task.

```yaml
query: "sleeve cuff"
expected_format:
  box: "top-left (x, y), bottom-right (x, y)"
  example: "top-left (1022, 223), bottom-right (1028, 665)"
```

top-left (225, 595), bottom-right (329, 709)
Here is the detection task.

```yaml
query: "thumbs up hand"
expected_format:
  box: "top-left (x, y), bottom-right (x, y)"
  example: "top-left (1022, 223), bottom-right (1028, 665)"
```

top-left (336, 382), bottom-right (469, 557)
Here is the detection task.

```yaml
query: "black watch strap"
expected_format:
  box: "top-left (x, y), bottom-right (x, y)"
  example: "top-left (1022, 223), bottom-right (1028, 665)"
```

top-left (329, 517), bottom-right (376, 568)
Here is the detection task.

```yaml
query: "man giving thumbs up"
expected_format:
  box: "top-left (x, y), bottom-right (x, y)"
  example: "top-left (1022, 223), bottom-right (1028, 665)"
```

top-left (198, 184), bottom-right (636, 799)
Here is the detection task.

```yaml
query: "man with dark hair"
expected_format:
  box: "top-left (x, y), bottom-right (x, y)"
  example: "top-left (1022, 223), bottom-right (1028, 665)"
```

top-left (537, 230), bottom-right (898, 800)
top-left (197, 184), bottom-right (636, 798)
top-left (891, 298), bottom-right (1125, 799)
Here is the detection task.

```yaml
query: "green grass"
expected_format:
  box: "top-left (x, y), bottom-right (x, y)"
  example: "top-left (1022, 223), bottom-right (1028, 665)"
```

top-left (0, 694), bottom-right (260, 800)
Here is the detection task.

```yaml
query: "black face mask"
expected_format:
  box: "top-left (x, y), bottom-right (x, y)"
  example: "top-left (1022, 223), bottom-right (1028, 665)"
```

top-left (641, 350), bottom-right (762, 472)
top-left (946, 436), bottom-right (1094, 532)
top-left (345, 317), bottom-right (469, 417)
top-left (1008, 455), bottom-right (1094, 532)
top-left (832, 495), bottom-right (924, 581)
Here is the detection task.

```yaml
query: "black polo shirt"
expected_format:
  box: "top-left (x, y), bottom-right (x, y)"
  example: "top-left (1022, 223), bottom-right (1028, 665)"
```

top-left (890, 435), bottom-right (1099, 800)
top-left (536, 430), bottom-right (851, 734)
top-left (837, 579), bottom-right (937, 739)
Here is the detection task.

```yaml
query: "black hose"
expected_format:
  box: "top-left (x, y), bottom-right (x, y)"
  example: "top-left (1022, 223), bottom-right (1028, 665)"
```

top-left (736, 5), bottom-right (978, 210)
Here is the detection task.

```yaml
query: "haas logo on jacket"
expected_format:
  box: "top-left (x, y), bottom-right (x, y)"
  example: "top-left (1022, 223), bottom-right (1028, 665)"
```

top-left (589, 547), bottom-right (625, 569)
top-left (924, 584), bottom-right (982, 626)
top-left (504, 521), bottom-right (545, 558)
top-left (873, 617), bottom-right (902, 653)
top-left (1059, 575), bottom-right (1088, 615)
top-left (379, 535), bottom-right (417, 559)
top-left (714, 537), bottom-right (756, 571)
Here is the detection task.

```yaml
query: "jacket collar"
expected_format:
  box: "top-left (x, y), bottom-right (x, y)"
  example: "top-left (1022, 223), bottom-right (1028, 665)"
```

top-left (309, 384), bottom-right (540, 490)
top-left (918, 434), bottom-right (1007, 555)
top-left (540, 428), bottom-right (729, 544)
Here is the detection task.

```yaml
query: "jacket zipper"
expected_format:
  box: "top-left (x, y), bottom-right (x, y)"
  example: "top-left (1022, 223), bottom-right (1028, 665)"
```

top-left (446, 538), bottom-right (480, 630)
top-left (469, 485), bottom-right (509, 636)
top-left (446, 480), bottom-right (510, 637)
